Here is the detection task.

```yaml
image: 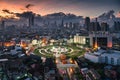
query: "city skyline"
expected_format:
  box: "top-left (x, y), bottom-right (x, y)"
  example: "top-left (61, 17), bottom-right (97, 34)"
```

top-left (0, 0), bottom-right (120, 18)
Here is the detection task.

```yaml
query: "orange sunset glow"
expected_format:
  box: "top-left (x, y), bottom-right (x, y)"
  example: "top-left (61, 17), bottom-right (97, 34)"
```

top-left (0, 0), bottom-right (120, 18)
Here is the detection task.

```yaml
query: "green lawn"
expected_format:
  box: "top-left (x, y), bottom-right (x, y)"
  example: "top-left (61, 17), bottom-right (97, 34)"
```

top-left (34, 49), bottom-right (54, 58)
top-left (34, 44), bottom-right (85, 58)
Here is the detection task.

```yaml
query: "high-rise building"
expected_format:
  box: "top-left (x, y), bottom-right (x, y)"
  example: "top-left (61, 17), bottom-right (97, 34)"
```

top-left (85, 17), bottom-right (90, 31)
top-left (90, 22), bottom-right (95, 31)
top-left (101, 22), bottom-right (109, 31)
top-left (89, 21), bottom-right (101, 32)
top-left (73, 23), bottom-right (79, 29)
top-left (1, 20), bottom-right (5, 30)
top-left (61, 20), bottom-right (64, 27)
top-left (54, 21), bottom-right (57, 27)
top-left (29, 15), bottom-right (34, 27)
top-left (95, 18), bottom-right (101, 31)
top-left (69, 22), bottom-right (73, 28)
top-left (114, 21), bottom-right (120, 32)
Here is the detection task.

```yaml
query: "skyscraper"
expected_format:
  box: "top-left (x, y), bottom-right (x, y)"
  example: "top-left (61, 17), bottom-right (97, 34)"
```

top-left (1, 20), bottom-right (5, 30)
top-left (90, 22), bottom-right (95, 31)
top-left (95, 18), bottom-right (101, 31)
top-left (61, 20), bottom-right (64, 27)
top-left (29, 15), bottom-right (34, 27)
top-left (89, 19), bottom-right (101, 32)
top-left (69, 22), bottom-right (73, 28)
top-left (101, 22), bottom-right (109, 31)
top-left (114, 21), bottom-right (120, 32)
top-left (85, 17), bottom-right (90, 31)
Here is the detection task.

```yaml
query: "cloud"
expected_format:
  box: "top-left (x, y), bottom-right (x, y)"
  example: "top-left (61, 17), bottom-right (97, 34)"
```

top-left (25, 4), bottom-right (34, 9)
top-left (16, 11), bottom-right (35, 18)
top-left (2, 9), bottom-right (14, 14)
top-left (2, 9), bottom-right (36, 18)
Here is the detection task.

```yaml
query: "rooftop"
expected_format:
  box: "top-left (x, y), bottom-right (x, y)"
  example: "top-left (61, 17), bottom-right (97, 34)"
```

top-left (93, 49), bottom-right (106, 56)
top-left (101, 52), bottom-right (120, 58)
top-left (87, 49), bottom-right (120, 58)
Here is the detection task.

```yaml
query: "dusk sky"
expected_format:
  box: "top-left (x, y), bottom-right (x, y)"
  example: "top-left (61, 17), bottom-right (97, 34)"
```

top-left (0, 0), bottom-right (120, 18)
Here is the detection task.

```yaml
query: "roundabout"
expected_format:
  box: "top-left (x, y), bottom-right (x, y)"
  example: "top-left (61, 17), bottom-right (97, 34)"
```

top-left (34, 44), bottom-right (85, 58)
top-left (33, 44), bottom-right (85, 80)
top-left (50, 46), bottom-right (68, 53)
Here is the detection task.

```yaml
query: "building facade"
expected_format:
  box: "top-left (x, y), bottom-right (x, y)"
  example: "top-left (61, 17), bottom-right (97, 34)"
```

top-left (73, 34), bottom-right (86, 44)
top-left (88, 32), bottom-right (112, 48)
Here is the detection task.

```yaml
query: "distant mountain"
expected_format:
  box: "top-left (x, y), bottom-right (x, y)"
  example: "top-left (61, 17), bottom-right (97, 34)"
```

top-left (98, 10), bottom-right (115, 20)
top-left (43, 12), bottom-right (83, 20)
top-left (44, 12), bottom-right (66, 17)
top-left (39, 12), bottom-right (84, 24)
top-left (91, 10), bottom-right (120, 27)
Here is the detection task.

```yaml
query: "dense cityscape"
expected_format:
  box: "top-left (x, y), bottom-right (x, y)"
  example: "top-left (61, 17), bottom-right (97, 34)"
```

top-left (0, 0), bottom-right (120, 80)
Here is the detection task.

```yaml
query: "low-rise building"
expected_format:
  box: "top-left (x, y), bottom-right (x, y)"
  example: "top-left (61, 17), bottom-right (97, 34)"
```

top-left (84, 49), bottom-right (120, 65)
top-left (84, 53), bottom-right (100, 63)
top-left (100, 51), bottom-right (120, 65)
